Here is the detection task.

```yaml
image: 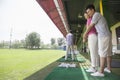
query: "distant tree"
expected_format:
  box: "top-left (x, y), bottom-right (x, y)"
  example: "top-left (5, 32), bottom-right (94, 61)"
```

top-left (0, 41), bottom-right (4, 48)
top-left (11, 40), bottom-right (26, 49)
top-left (51, 44), bottom-right (58, 49)
top-left (0, 41), bottom-right (9, 48)
top-left (12, 40), bottom-right (20, 48)
top-left (51, 38), bottom-right (55, 45)
top-left (0, 42), bottom-right (3, 48)
top-left (25, 32), bottom-right (40, 49)
top-left (20, 40), bottom-right (26, 48)
top-left (57, 38), bottom-right (65, 46)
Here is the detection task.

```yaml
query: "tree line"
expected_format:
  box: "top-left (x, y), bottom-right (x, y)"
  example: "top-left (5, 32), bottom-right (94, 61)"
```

top-left (0, 32), bottom-right (65, 49)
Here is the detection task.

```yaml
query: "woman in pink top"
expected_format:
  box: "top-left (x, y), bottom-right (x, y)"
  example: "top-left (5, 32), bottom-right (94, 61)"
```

top-left (84, 13), bottom-right (99, 72)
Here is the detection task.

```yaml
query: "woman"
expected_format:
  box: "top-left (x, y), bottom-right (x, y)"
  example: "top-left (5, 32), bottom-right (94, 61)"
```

top-left (83, 13), bottom-right (99, 72)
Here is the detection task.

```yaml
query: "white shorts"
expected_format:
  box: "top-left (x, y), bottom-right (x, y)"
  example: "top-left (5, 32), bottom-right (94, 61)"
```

top-left (98, 36), bottom-right (112, 57)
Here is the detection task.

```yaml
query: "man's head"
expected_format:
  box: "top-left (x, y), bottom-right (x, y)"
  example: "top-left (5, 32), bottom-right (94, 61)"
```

top-left (85, 4), bottom-right (95, 17)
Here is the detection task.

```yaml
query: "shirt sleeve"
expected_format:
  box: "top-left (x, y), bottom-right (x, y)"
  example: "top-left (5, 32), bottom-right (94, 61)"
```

top-left (91, 12), bottom-right (101, 25)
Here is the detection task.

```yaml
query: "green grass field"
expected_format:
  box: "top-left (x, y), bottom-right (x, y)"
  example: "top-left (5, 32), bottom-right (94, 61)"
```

top-left (0, 49), bottom-right (65, 80)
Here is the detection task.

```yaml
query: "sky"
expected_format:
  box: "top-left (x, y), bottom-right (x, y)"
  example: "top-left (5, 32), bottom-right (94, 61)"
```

top-left (0, 0), bottom-right (64, 44)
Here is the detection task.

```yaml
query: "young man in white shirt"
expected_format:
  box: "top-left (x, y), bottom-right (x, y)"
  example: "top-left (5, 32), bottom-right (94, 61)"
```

top-left (65, 30), bottom-right (75, 60)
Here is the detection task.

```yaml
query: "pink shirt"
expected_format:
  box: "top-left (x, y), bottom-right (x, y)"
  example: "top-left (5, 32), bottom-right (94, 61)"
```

top-left (86, 18), bottom-right (97, 36)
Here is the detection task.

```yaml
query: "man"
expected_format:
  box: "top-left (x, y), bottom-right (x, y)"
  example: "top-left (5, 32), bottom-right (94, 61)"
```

top-left (83, 4), bottom-right (112, 77)
top-left (65, 30), bottom-right (75, 60)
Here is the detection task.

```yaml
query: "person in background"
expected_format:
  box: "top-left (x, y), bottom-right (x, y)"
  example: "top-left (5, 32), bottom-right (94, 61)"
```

top-left (83, 4), bottom-right (112, 77)
top-left (65, 30), bottom-right (75, 60)
top-left (84, 12), bottom-right (99, 72)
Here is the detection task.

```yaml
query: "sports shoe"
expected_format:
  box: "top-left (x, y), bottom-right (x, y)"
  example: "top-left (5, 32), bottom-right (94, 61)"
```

top-left (86, 67), bottom-right (97, 72)
top-left (91, 72), bottom-right (104, 77)
top-left (104, 67), bottom-right (111, 73)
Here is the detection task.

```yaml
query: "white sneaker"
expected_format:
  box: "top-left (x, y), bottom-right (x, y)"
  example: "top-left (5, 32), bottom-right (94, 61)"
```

top-left (104, 67), bottom-right (111, 73)
top-left (86, 67), bottom-right (97, 72)
top-left (91, 72), bottom-right (104, 77)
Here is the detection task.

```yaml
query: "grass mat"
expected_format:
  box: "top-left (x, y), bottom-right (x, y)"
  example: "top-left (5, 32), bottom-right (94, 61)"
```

top-left (44, 67), bottom-right (84, 80)
top-left (45, 67), bottom-right (120, 80)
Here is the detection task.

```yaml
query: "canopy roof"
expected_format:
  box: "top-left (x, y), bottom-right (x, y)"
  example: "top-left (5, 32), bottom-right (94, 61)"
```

top-left (37, 0), bottom-right (120, 44)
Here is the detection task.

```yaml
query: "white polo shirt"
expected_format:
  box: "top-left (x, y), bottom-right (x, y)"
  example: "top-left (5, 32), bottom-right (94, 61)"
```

top-left (91, 12), bottom-right (111, 37)
top-left (66, 33), bottom-right (74, 46)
